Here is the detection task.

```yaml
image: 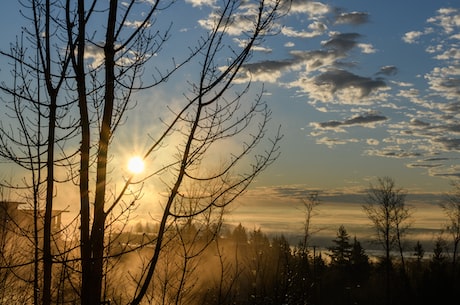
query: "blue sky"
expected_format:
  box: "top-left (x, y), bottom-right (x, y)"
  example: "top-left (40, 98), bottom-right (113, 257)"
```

top-left (0, 1), bottom-right (459, 240)
top-left (235, 0), bottom-right (460, 193)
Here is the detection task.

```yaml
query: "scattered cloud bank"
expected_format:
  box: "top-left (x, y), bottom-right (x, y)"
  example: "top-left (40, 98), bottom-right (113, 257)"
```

top-left (188, 1), bottom-right (460, 179)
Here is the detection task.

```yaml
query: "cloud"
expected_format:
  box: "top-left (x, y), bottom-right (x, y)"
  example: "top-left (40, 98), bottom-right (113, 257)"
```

top-left (407, 162), bottom-right (443, 169)
top-left (367, 138), bottom-right (379, 146)
top-left (281, 21), bottom-right (327, 38)
top-left (233, 38), bottom-right (272, 53)
top-left (435, 48), bottom-right (460, 60)
top-left (425, 65), bottom-right (460, 100)
top-left (423, 157), bottom-right (450, 162)
top-left (314, 69), bottom-right (387, 97)
top-left (365, 148), bottom-right (422, 159)
top-left (377, 65), bottom-right (398, 76)
top-left (289, 0), bottom-right (331, 17)
top-left (291, 68), bottom-right (390, 106)
top-left (198, 10), bottom-right (256, 36)
top-left (433, 137), bottom-right (460, 151)
top-left (316, 137), bottom-right (359, 147)
top-left (234, 48), bottom-right (347, 84)
top-left (402, 31), bottom-right (424, 44)
top-left (427, 7), bottom-right (460, 34)
top-left (358, 43), bottom-right (376, 54)
top-left (335, 11), bottom-right (370, 25)
top-left (322, 33), bottom-right (362, 52)
top-left (185, 0), bottom-right (216, 7)
top-left (232, 58), bottom-right (296, 83)
top-left (311, 112), bottom-right (388, 131)
top-left (429, 164), bottom-right (460, 178)
top-left (409, 118), bottom-right (430, 127)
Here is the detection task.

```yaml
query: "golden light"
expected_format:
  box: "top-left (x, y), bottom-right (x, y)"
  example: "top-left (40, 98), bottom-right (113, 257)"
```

top-left (127, 156), bottom-right (145, 174)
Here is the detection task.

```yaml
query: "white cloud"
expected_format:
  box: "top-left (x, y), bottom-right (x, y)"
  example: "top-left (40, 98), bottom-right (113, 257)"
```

top-left (367, 139), bottom-right (379, 146)
top-left (427, 7), bottom-right (460, 34)
top-left (289, 0), bottom-right (330, 17)
top-left (233, 38), bottom-right (272, 53)
top-left (281, 24), bottom-right (325, 38)
top-left (185, 0), bottom-right (216, 7)
top-left (434, 48), bottom-right (460, 60)
top-left (402, 31), bottom-right (423, 44)
top-left (358, 43), bottom-right (376, 54)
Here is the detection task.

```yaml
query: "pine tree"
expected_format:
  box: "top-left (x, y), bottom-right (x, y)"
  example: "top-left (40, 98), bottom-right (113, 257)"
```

top-left (328, 225), bottom-right (352, 266)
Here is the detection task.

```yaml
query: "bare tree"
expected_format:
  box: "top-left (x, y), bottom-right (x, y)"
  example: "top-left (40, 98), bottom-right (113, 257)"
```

top-left (0, 0), bottom-right (76, 302)
top-left (441, 180), bottom-right (460, 276)
top-left (300, 191), bottom-right (321, 252)
top-left (362, 176), bottom-right (411, 305)
top-left (0, 1), bottom-right (286, 304)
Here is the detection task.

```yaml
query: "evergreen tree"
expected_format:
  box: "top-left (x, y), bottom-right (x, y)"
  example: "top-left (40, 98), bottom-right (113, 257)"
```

top-left (349, 236), bottom-right (370, 285)
top-left (328, 225), bottom-right (352, 266)
top-left (413, 241), bottom-right (425, 264)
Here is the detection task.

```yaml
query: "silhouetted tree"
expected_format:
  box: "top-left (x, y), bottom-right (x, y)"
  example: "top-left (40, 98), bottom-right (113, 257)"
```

top-left (417, 236), bottom-right (452, 305)
top-left (363, 176), bottom-right (411, 305)
top-left (441, 181), bottom-right (460, 273)
top-left (0, 1), bottom-right (286, 304)
top-left (270, 235), bottom-right (292, 304)
top-left (300, 191), bottom-right (321, 252)
top-left (349, 236), bottom-right (370, 284)
top-left (413, 240), bottom-right (425, 264)
top-left (328, 225), bottom-right (352, 267)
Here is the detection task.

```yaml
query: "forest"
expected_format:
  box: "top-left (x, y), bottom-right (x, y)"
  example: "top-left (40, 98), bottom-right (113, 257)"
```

top-left (1, 176), bottom-right (459, 305)
top-left (1, 202), bottom-right (458, 305)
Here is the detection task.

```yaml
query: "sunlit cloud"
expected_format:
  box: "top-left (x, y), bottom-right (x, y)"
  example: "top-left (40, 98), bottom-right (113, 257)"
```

top-left (234, 47), bottom-right (347, 84)
top-left (407, 161), bottom-right (443, 169)
top-left (432, 137), bottom-right (460, 151)
top-left (298, 69), bottom-right (389, 105)
top-left (84, 44), bottom-right (104, 68)
top-left (311, 112), bottom-right (388, 132)
top-left (365, 147), bottom-right (422, 159)
top-left (427, 7), bottom-right (460, 34)
top-left (289, 0), bottom-right (331, 17)
top-left (123, 20), bottom-right (151, 29)
top-left (409, 118), bottom-right (430, 127)
top-left (316, 136), bottom-right (359, 147)
top-left (322, 32), bottom-right (362, 52)
top-left (377, 65), bottom-right (398, 76)
top-left (185, 0), bottom-right (216, 8)
top-left (425, 65), bottom-right (460, 100)
top-left (281, 22), bottom-right (327, 38)
top-left (335, 11), bottom-right (370, 25)
top-left (367, 138), bottom-right (379, 146)
top-left (233, 38), bottom-right (272, 53)
top-left (358, 43), bottom-right (376, 54)
top-left (429, 164), bottom-right (460, 178)
top-left (402, 31), bottom-right (424, 44)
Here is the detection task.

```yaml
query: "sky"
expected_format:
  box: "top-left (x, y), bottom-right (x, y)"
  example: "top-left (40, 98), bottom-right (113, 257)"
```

top-left (0, 0), bottom-right (459, 245)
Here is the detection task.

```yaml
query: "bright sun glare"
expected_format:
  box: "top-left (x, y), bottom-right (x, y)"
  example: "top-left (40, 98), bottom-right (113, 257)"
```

top-left (127, 156), bottom-right (145, 174)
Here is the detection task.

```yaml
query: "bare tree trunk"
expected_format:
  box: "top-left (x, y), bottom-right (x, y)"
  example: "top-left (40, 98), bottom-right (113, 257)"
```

top-left (42, 0), bottom-right (58, 302)
top-left (83, 1), bottom-right (117, 304)
top-left (66, 0), bottom-right (92, 303)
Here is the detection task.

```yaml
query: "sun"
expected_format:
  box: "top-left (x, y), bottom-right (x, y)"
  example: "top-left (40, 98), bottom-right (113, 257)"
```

top-left (127, 156), bottom-right (145, 174)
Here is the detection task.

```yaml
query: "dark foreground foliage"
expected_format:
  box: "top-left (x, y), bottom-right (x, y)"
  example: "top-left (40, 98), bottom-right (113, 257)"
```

top-left (1, 220), bottom-right (457, 305)
top-left (192, 224), bottom-right (457, 305)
